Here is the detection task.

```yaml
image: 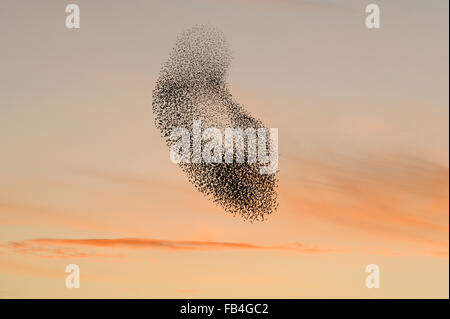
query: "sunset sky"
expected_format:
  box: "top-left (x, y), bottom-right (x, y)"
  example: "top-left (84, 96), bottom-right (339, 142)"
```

top-left (0, 0), bottom-right (448, 298)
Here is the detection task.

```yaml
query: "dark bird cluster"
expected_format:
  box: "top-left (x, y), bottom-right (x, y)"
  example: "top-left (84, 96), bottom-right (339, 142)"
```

top-left (152, 25), bottom-right (278, 221)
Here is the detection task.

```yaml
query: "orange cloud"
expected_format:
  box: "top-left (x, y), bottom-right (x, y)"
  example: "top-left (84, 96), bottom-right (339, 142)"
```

top-left (4, 237), bottom-right (340, 259)
top-left (1, 240), bottom-right (126, 260)
top-left (282, 151), bottom-right (449, 254)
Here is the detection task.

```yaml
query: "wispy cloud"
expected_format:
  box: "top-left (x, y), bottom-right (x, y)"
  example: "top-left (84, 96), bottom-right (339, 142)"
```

top-left (283, 151), bottom-right (449, 253)
top-left (4, 237), bottom-right (339, 259)
top-left (4, 236), bottom-right (446, 260)
top-left (2, 240), bottom-right (126, 259)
